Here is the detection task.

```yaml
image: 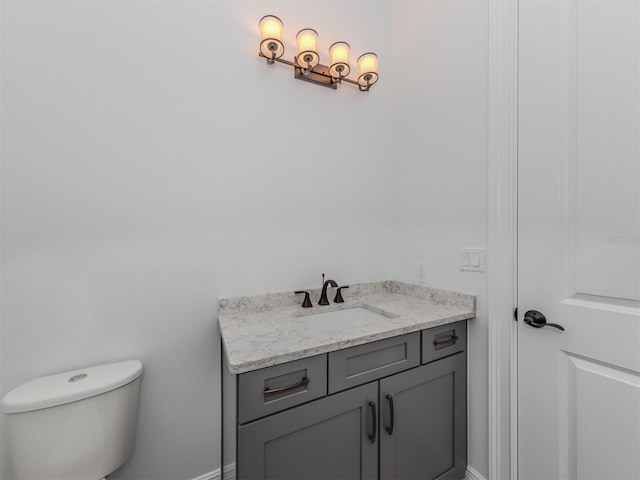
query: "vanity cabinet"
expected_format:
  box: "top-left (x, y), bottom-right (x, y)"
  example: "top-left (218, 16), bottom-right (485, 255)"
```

top-left (233, 320), bottom-right (467, 480)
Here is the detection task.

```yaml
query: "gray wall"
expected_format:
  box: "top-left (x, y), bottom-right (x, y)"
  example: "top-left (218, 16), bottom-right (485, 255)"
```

top-left (0, 2), bottom-right (393, 478)
top-left (390, 1), bottom-right (489, 476)
top-left (0, 1), bottom-right (489, 479)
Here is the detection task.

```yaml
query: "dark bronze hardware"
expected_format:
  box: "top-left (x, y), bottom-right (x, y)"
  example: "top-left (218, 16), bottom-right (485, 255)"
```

top-left (318, 276), bottom-right (338, 306)
top-left (433, 335), bottom-right (459, 349)
top-left (295, 291), bottom-right (312, 308)
top-left (264, 377), bottom-right (310, 397)
top-left (368, 401), bottom-right (377, 443)
top-left (523, 310), bottom-right (565, 331)
top-left (294, 62), bottom-right (339, 90)
top-left (385, 394), bottom-right (395, 435)
top-left (359, 77), bottom-right (372, 92)
top-left (334, 286), bottom-right (350, 304)
top-left (258, 52), bottom-right (372, 91)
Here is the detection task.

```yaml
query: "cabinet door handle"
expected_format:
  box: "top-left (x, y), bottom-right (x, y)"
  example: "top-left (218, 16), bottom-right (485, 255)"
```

top-left (368, 401), bottom-right (377, 444)
top-left (264, 377), bottom-right (309, 397)
top-left (433, 335), bottom-right (458, 349)
top-left (385, 394), bottom-right (395, 435)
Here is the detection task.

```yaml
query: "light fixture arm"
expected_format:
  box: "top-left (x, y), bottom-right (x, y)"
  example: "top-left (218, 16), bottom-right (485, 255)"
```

top-left (359, 77), bottom-right (371, 92)
top-left (260, 53), bottom-right (297, 68)
top-left (333, 72), bottom-right (344, 85)
top-left (259, 52), bottom-right (368, 91)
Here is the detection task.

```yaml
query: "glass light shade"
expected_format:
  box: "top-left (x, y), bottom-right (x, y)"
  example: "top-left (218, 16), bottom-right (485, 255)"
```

top-left (259, 15), bottom-right (284, 59)
top-left (357, 52), bottom-right (379, 87)
top-left (296, 29), bottom-right (319, 69)
top-left (329, 42), bottom-right (351, 78)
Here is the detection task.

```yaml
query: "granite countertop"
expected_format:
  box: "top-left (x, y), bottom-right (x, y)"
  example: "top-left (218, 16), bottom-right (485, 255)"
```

top-left (219, 280), bottom-right (476, 374)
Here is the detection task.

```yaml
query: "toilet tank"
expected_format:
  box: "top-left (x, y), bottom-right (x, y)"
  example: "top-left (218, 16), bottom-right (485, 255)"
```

top-left (2, 360), bottom-right (143, 480)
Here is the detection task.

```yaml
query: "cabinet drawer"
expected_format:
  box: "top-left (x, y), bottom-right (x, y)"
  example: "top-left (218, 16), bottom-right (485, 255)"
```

top-left (421, 320), bottom-right (467, 364)
top-left (238, 355), bottom-right (327, 424)
top-left (328, 333), bottom-right (420, 394)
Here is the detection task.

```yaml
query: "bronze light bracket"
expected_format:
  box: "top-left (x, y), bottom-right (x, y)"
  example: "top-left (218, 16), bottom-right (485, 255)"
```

top-left (295, 62), bottom-right (338, 90)
top-left (259, 52), bottom-right (371, 92)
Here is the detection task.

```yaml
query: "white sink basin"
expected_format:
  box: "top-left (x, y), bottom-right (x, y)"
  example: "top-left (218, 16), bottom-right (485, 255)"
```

top-left (298, 307), bottom-right (391, 332)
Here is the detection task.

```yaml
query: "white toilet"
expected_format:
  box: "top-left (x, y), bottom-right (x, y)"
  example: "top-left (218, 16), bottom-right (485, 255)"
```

top-left (2, 359), bottom-right (143, 479)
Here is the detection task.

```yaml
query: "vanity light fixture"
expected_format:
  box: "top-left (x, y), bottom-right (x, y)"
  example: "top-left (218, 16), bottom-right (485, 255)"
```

top-left (258, 15), bottom-right (379, 92)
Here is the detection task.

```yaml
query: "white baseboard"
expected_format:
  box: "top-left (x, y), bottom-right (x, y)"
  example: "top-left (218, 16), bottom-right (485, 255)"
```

top-left (192, 463), bottom-right (235, 480)
top-left (466, 465), bottom-right (488, 480)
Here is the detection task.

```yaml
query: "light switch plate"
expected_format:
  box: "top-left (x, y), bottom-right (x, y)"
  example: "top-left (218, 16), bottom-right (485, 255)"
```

top-left (460, 248), bottom-right (485, 272)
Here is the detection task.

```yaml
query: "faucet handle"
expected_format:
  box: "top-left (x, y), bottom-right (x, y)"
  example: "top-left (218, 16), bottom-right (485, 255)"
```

top-left (334, 286), bottom-right (350, 303)
top-left (295, 291), bottom-right (313, 308)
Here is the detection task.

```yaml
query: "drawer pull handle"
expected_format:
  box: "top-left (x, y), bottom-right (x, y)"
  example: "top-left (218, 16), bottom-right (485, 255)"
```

top-left (368, 401), bottom-right (377, 443)
top-left (385, 395), bottom-right (395, 435)
top-left (264, 377), bottom-right (309, 397)
top-left (433, 335), bottom-right (458, 349)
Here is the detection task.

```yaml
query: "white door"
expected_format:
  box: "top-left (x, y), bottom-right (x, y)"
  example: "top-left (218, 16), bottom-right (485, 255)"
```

top-left (518, 1), bottom-right (640, 479)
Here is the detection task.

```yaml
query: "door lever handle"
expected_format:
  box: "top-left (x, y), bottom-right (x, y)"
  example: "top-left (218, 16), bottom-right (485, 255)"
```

top-left (523, 310), bottom-right (565, 331)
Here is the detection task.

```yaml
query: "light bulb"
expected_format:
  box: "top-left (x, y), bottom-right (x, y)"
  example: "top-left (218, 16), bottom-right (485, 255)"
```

top-left (259, 15), bottom-right (284, 60)
top-left (357, 52), bottom-right (379, 89)
top-left (329, 42), bottom-right (351, 79)
top-left (296, 29), bottom-right (319, 69)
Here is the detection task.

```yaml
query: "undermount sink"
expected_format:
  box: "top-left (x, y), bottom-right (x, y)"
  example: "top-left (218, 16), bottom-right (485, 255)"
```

top-left (298, 307), bottom-right (393, 332)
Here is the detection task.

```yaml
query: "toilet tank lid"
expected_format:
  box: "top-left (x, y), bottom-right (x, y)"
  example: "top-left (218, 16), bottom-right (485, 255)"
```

top-left (2, 360), bottom-right (143, 414)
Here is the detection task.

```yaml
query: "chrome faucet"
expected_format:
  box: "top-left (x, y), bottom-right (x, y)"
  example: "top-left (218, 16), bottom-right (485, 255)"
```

top-left (318, 277), bottom-right (338, 306)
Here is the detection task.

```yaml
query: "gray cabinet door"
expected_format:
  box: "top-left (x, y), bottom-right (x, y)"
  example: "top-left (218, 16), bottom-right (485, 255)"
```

top-left (379, 353), bottom-right (467, 480)
top-left (238, 382), bottom-right (378, 480)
